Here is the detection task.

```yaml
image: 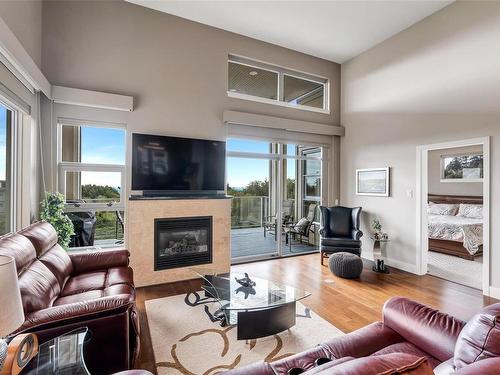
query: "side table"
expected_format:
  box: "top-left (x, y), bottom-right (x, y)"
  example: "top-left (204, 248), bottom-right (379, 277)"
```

top-left (371, 237), bottom-right (390, 273)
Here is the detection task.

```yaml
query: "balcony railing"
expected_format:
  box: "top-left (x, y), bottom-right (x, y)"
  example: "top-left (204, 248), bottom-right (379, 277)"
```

top-left (231, 196), bottom-right (297, 229)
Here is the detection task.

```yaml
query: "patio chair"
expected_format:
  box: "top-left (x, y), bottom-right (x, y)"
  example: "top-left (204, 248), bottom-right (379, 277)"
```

top-left (263, 200), bottom-right (294, 239)
top-left (285, 203), bottom-right (318, 252)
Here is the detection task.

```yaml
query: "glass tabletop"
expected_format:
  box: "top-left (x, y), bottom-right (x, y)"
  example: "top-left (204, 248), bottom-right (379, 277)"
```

top-left (21, 328), bottom-right (89, 375)
top-left (191, 268), bottom-right (311, 311)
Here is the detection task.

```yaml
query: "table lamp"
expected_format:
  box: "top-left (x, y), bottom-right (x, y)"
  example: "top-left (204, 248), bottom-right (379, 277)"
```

top-left (0, 255), bottom-right (25, 370)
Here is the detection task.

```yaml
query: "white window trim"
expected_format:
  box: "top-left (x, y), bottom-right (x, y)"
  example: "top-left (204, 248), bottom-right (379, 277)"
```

top-left (228, 55), bottom-right (330, 114)
top-left (56, 120), bottom-right (126, 212)
top-left (440, 152), bottom-right (484, 183)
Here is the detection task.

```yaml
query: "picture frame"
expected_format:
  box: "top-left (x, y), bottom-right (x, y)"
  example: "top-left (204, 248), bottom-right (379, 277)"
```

top-left (356, 167), bottom-right (390, 197)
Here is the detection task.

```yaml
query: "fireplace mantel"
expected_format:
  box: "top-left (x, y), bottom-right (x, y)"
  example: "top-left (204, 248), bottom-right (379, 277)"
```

top-left (127, 198), bottom-right (231, 287)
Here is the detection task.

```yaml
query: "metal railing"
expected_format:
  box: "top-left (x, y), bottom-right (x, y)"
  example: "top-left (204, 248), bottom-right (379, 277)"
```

top-left (231, 196), bottom-right (297, 229)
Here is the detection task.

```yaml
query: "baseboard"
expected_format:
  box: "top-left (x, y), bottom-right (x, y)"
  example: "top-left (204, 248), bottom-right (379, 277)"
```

top-left (488, 286), bottom-right (500, 299)
top-left (361, 255), bottom-right (418, 274)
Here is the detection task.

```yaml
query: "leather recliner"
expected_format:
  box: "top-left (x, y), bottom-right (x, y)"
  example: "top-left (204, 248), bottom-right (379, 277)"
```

top-left (319, 206), bottom-right (363, 265)
top-left (0, 221), bottom-right (140, 374)
top-left (224, 297), bottom-right (500, 374)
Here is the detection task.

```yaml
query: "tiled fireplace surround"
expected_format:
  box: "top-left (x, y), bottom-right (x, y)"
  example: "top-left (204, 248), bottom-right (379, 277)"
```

top-left (127, 197), bottom-right (231, 287)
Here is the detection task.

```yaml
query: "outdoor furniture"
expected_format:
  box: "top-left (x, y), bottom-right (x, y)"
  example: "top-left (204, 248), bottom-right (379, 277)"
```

top-left (285, 203), bottom-right (318, 252)
top-left (328, 252), bottom-right (363, 278)
top-left (115, 210), bottom-right (125, 245)
top-left (263, 200), bottom-right (294, 239)
top-left (319, 206), bottom-right (363, 265)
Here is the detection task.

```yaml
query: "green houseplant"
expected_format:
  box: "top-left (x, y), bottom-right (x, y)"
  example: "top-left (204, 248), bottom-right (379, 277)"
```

top-left (40, 192), bottom-right (75, 249)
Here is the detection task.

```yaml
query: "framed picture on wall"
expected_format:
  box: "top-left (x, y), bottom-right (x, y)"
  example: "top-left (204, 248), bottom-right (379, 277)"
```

top-left (356, 167), bottom-right (390, 197)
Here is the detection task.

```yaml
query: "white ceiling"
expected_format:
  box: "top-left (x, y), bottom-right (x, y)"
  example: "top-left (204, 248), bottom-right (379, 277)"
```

top-left (126, 0), bottom-right (453, 63)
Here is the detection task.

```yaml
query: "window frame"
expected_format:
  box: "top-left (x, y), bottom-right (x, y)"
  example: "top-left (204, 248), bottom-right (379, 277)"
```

top-left (56, 120), bottom-right (126, 213)
top-left (227, 55), bottom-right (330, 114)
top-left (440, 152), bottom-right (484, 183)
top-left (0, 100), bottom-right (17, 234)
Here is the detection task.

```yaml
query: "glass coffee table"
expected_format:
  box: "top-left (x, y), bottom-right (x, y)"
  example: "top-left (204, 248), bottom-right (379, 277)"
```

top-left (191, 268), bottom-right (311, 340)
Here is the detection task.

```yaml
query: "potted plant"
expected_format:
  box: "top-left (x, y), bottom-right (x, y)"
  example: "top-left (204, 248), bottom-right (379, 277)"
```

top-left (40, 192), bottom-right (75, 249)
top-left (372, 218), bottom-right (383, 240)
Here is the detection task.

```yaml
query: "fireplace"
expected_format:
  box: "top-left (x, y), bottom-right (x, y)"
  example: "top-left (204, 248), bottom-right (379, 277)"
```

top-left (154, 216), bottom-right (213, 270)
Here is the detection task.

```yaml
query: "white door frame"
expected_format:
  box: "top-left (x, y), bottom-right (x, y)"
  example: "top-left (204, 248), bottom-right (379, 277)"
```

top-left (416, 136), bottom-right (490, 295)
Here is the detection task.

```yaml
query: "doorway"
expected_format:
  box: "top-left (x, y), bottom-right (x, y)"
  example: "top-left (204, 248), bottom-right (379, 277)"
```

top-left (416, 137), bottom-right (490, 294)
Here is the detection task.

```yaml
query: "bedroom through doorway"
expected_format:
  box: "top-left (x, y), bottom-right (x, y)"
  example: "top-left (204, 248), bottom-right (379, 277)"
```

top-left (417, 137), bottom-right (489, 293)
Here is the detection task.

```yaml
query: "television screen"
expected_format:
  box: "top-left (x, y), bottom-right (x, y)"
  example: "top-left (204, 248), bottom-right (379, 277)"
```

top-left (131, 133), bottom-right (226, 193)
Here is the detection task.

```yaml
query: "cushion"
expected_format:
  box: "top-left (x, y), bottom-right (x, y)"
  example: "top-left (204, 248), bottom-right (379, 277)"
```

top-left (371, 342), bottom-right (441, 368)
top-left (427, 203), bottom-right (458, 216)
top-left (19, 221), bottom-right (58, 256)
top-left (321, 238), bottom-right (362, 248)
top-left (305, 353), bottom-right (433, 374)
top-left (294, 217), bottom-right (311, 234)
top-left (38, 244), bottom-right (73, 288)
top-left (0, 233), bottom-right (36, 274)
top-left (457, 204), bottom-right (483, 219)
top-left (454, 303), bottom-right (500, 369)
top-left (327, 206), bottom-right (352, 237)
top-left (60, 267), bottom-right (134, 297)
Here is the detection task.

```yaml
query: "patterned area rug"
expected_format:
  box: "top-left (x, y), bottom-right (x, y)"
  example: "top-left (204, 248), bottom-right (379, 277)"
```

top-left (145, 292), bottom-right (344, 375)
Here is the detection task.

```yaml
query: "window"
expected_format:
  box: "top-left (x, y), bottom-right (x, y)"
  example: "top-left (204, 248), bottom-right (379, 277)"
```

top-left (300, 147), bottom-right (321, 221)
top-left (58, 121), bottom-right (126, 248)
top-left (228, 55), bottom-right (328, 113)
top-left (441, 153), bottom-right (483, 182)
top-left (0, 104), bottom-right (13, 235)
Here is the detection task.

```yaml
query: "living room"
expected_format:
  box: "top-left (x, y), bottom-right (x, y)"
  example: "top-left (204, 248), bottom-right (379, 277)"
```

top-left (0, 1), bottom-right (499, 374)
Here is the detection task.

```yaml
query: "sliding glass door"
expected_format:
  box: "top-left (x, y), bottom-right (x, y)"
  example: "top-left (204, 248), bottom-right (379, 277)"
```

top-left (228, 138), bottom-right (325, 262)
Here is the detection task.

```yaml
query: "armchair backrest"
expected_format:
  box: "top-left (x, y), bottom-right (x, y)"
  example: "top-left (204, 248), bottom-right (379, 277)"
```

top-left (320, 206), bottom-right (361, 238)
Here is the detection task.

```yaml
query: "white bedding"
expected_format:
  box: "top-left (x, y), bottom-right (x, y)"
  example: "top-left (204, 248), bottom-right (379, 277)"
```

top-left (428, 214), bottom-right (483, 255)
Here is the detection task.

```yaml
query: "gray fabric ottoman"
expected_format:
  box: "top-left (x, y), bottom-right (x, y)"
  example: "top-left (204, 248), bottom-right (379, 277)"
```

top-left (328, 252), bottom-right (363, 279)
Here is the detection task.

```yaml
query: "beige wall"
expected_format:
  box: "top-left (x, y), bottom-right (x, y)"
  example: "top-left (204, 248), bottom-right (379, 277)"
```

top-left (341, 1), bottom-right (500, 290)
top-left (428, 145), bottom-right (483, 197)
top-left (0, 0), bottom-right (42, 69)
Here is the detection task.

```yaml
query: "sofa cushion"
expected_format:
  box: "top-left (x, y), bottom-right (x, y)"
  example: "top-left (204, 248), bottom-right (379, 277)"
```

top-left (304, 353), bottom-right (433, 374)
top-left (38, 244), bottom-right (73, 288)
top-left (19, 221), bottom-right (58, 256)
top-left (0, 233), bottom-right (36, 274)
top-left (53, 284), bottom-right (135, 306)
top-left (18, 259), bottom-right (61, 313)
top-left (60, 266), bottom-right (134, 297)
top-left (371, 342), bottom-right (440, 368)
top-left (321, 238), bottom-right (362, 248)
top-left (453, 302), bottom-right (500, 369)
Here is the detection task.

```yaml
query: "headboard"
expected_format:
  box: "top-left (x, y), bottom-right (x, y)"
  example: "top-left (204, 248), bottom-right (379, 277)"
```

top-left (428, 194), bottom-right (483, 205)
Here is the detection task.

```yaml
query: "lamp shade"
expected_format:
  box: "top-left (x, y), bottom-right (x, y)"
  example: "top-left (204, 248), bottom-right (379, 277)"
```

top-left (0, 255), bottom-right (24, 337)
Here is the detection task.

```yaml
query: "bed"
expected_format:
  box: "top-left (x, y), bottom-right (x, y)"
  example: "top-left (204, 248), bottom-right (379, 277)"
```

top-left (427, 194), bottom-right (483, 261)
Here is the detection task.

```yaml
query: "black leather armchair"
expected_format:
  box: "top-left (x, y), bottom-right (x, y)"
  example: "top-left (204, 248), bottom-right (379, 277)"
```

top-left (319, 206), bottom-right (363, 265)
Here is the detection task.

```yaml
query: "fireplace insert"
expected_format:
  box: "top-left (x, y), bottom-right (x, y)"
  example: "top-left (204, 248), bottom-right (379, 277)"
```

top-left (154, 216), bottom-right (213, 270)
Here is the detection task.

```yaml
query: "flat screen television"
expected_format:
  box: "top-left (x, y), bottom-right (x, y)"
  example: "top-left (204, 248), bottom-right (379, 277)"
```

top-left (131, 133), bottom-right (226, 195)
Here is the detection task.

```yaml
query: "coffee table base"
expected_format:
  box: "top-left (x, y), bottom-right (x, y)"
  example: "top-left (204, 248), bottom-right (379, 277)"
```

top-left (235, 301), bottom-right (296, 340)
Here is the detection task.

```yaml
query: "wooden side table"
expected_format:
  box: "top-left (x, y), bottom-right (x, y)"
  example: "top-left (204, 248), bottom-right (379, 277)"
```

top-left (371, 236), bottom-right (390, 273)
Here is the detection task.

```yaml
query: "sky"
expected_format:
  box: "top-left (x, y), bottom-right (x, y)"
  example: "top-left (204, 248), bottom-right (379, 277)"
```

top-left (226, 139), bottom-right (296, 188)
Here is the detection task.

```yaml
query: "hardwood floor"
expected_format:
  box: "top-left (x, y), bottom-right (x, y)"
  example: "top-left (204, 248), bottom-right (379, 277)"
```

top-left (135, 253), bottom-right (497, 373)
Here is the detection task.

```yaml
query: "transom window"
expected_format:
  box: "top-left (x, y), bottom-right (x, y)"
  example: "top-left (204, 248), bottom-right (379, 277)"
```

top-left (57, 121), bottom-right (126, 248)
top-left (228, 55), bottom-right (329, 113)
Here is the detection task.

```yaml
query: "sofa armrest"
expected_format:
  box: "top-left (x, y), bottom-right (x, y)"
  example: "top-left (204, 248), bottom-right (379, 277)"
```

top-left (382, 297), bottom-right (465, 362)
top-left (352, 229), bottom-right (363, 240)
top-left (69, 248), bottom-right (130, 274)
top-left (17, 294), bottom-right (134, 332)
top-left (321, 322), bottom-right (403, 359)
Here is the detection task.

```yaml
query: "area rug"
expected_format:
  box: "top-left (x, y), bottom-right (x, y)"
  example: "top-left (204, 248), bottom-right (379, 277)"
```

top-left (145, 292), bottom-right (344, 375)
top-left (428, 251), bottom-right (482, 289)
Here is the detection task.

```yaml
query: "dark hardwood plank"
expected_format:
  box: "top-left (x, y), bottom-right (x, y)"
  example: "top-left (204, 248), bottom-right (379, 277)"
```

top-left (135, 253), bottom-right (497, 373)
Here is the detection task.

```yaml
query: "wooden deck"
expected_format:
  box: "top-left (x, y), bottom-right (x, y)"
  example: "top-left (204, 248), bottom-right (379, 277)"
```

top-left (231, 227), bottom-right (317, 258)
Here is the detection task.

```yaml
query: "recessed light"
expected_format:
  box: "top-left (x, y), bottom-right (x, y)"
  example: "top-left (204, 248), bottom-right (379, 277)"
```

top-left (249, 71), bottom-right (258, 76)
top-left (229, 89), bottom-right (237, 92)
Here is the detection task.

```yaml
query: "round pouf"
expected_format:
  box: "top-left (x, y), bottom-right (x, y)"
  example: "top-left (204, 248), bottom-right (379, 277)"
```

top-left (328, 252), bottom-right (363, 279)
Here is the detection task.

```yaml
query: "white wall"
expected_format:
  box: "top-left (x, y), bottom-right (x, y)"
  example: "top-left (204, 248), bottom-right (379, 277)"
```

top-left (428, 145), bottom-right (483, 197)
top-left (341, 1), bottom-right (500, 291)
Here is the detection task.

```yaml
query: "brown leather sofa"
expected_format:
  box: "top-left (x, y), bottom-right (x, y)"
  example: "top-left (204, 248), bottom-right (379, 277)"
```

top-left (0, 221), bottom-right (139, 375)
top-left (225, 297), bottom-right (500, 374)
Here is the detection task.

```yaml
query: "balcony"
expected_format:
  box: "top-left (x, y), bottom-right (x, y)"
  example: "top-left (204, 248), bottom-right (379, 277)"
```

top-left (231, 196), bottom-right (319, 259)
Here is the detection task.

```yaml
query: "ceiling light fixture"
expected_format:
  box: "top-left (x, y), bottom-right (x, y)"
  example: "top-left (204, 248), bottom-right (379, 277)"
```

top-left (249, 71), bottom-right (258, 76)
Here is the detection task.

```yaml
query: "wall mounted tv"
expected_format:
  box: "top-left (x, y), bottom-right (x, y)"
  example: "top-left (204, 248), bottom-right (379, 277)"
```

top-left (131, 133), bottom-right (226, 195)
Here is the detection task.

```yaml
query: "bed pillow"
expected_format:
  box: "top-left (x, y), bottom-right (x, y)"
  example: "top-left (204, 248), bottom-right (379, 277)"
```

top-left (458, 204), bottom-right (483, 219)
top-left (427, 203), bottom-right (459, 216)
